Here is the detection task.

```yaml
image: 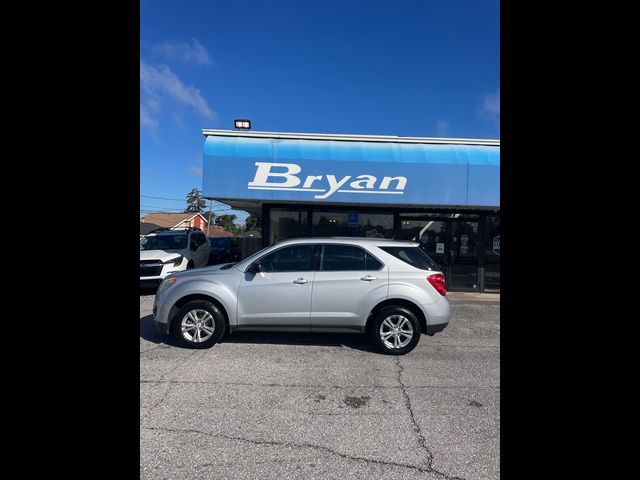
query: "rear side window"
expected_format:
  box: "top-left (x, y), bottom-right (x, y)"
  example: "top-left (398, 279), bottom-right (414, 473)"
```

top-left (380, 246), bottom-right (440, 271)
top-left (321, 245), bottom-right (382, 271)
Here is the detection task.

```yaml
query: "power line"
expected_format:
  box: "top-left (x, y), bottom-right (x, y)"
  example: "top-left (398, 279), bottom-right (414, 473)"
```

top-left (140, 195), bottom-right (184, 202)
top-left (140, 205), bottom-right (234, 212)
top-left (140, 195), bottom-right (231, 209)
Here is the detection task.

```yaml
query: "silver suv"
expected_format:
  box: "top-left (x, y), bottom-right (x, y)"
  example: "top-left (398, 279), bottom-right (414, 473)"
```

top-left (152, 237), bottom-right (451, 355)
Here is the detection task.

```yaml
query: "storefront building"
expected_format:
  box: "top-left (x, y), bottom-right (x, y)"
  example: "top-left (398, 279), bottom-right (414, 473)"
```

top-left (202, 130), bottom-right (500, 292)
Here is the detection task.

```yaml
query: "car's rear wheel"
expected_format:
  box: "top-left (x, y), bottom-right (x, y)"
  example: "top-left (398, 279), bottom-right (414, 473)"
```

top-left (370, 306), bottom-right (421, 355)
top-left (171, 300), bottom-right (225, 349)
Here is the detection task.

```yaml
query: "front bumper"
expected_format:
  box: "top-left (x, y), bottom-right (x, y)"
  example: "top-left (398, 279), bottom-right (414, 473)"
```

top-left (140, 259), bottom-right (186, 281)
top-left (152, 288), bottom-right (171, 335)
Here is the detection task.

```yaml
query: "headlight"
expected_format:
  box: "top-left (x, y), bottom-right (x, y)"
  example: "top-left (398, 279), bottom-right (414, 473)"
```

top-left (164, 255), bottom-right (183, 267)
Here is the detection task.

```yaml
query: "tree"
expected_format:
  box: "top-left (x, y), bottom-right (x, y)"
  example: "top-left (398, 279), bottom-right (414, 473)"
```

top-left (215, 214), bottom-right (241, 235)
top-left (185, 188), bottom-right (206, 213)
top-left (245, 214), bottom-right (261, 232)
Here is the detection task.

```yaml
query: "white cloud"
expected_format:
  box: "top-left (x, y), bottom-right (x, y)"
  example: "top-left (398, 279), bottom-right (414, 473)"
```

top-left (140, 61), bottom-right (215, 119)
top-left (436, 119), bottom-right (450, 137)
top-left (140, 104), bottom-right (159, 136)
top-left (189, 165), bottom-right (203, 176)
top-left (154, 38), bottom-right (213, 66)
top-left (479, 88), bottom-right (500, 127)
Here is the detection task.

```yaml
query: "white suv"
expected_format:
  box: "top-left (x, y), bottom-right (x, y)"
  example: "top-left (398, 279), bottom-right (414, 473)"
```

top-left (140, 228), bottom-right (211, 283)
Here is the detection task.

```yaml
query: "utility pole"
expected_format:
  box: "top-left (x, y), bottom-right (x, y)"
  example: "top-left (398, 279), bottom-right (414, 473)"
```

top-left (207, 199), bottom-right (214, 236)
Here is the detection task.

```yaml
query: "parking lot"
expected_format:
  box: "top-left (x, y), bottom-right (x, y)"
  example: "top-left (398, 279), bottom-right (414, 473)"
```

top-left (140, 292), bottom-right (500, 480)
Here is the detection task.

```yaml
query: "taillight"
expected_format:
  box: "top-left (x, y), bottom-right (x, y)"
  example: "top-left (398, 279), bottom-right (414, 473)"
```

top-left (427, 273), bottom-right (446, 296)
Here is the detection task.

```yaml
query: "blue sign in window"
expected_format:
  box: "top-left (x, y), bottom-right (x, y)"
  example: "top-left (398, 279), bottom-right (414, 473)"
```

top-left (348, 211), bottom-right (359, 227)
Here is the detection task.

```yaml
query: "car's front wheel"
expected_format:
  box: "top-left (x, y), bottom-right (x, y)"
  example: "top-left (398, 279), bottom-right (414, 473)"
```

top-left (370, 306), bottom-right (421, 355)
top-left (171, 300), bottom-right (226, 349)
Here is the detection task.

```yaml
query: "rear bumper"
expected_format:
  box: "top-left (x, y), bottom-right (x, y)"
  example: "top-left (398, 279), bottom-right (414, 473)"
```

top-left (425, 322), bottom-right (449, 336)
top-left (422, 296), bottom-right (451, 336)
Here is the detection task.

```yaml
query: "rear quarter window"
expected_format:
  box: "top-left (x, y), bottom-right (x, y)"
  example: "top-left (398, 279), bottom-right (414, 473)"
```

top-left (380, 246), bottom-right (440, 271)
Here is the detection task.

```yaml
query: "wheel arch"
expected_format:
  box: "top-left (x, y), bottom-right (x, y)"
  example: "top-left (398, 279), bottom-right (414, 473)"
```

top-left (365, 298), bottom-right (427, 335)
top-left (168, 294), bottom-right (230, 333)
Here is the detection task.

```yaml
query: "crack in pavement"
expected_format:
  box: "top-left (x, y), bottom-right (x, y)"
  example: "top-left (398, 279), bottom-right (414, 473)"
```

top-left (141, 350), bottom-right (199, 420)
top-left (142, 425), bottom-right (444, 477)
top-left (140, 345), bottom-right (170, 355)
top-left (395, 356), bottom-right (467, 480)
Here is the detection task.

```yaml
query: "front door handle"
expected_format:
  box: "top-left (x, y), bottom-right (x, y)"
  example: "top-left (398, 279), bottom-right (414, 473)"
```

top-left (360, 275), bottom-right (377, 281)
top-left (293, 278), bottom-right (309, 284)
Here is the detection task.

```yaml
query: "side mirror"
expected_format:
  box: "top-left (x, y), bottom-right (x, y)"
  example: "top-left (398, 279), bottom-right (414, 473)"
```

top-left (246, 262), bottom-right (260, 274)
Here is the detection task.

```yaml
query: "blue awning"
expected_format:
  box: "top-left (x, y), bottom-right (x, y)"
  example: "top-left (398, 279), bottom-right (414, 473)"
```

top-left (203, 135), bottom-right (499, 208)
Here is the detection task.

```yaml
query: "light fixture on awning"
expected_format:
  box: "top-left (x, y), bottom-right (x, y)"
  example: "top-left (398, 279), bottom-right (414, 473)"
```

top-left (234, 119), bottom-right (251, 130)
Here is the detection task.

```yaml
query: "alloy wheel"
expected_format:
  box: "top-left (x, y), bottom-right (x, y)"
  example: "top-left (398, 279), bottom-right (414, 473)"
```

top-left (180, 309), bottom-right (215, 343)
top-left (379, 315), bottom-right (413, 349)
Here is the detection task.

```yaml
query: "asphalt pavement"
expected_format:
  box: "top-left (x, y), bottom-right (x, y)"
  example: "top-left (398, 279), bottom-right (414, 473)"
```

top-left (140, 292), bottom-right (500, 480)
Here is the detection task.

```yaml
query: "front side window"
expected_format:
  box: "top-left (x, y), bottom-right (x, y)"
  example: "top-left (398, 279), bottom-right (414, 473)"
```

top-left (321, 245), bottom-right (382, 271)
top-left (259, 245), bottom-right (314, 272)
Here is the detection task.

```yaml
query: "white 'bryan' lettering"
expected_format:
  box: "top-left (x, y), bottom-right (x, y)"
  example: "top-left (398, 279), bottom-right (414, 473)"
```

top-left (247, 162), bottom-right (407, 198)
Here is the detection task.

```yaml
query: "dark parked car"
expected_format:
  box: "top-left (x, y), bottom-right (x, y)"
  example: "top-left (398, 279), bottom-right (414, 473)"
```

top-left (208, 237), bottom-right (241, 265)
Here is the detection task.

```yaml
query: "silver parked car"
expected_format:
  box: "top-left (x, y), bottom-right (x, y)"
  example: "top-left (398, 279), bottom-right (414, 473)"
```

top-left (153, 237), bottom-right (451, 354)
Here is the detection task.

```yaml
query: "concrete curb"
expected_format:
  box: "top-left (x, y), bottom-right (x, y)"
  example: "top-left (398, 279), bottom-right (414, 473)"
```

top-left (446, 292), bottom-right (500, 302)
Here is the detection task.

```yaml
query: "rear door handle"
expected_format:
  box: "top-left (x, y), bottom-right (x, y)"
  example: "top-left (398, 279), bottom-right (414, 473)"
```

top-left (293, 278), bottom-right (309, 284)
top-left (360, 275), bottom-right (377, 281)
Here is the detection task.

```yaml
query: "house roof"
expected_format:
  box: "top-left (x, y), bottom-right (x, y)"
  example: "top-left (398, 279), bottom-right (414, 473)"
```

top-left (140, 212), bottom-right (208, 229)
top-left (140, 222), bottom-right (163, 235)
top-left (206, 225), bottom-right (234, 237)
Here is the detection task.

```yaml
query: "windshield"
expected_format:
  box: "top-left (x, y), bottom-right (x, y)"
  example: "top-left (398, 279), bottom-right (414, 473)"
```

top-left (380, 246), bottom-right (440, 271)
top-left (140, 234), bottom-right (188, 251)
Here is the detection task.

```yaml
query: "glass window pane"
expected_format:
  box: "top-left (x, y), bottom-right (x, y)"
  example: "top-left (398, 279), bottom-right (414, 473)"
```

top-left (269, 209), bottom-right (309, 244)
top-left (312, 211), bottom-right (393, 238)
top-left (260, 245), bottom-right (314, 272)
top-left (321, 245), bottom-right (366, 271)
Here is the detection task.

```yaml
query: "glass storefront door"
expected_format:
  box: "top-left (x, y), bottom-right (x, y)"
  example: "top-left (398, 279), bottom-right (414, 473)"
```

top-left (449, 220), bottom-right (479, 290)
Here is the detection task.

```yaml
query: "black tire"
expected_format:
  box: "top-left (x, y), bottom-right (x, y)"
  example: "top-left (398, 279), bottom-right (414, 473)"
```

top-left (370, 306), bottom-right (421, 355)
top-left (170, 300), bottom-right (226, 349)
top-left (187, 261), bottom-right (194, 270)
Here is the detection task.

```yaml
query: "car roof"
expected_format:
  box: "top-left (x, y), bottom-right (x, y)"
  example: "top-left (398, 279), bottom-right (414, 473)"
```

top-left (147, 227), bottom-right (209, 235)
top-left (270, 237), bottom-right (420, 248)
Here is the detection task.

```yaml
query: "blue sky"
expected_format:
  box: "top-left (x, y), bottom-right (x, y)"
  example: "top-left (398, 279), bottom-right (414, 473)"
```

top-left (140, 0), bottom-right (500, 223)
